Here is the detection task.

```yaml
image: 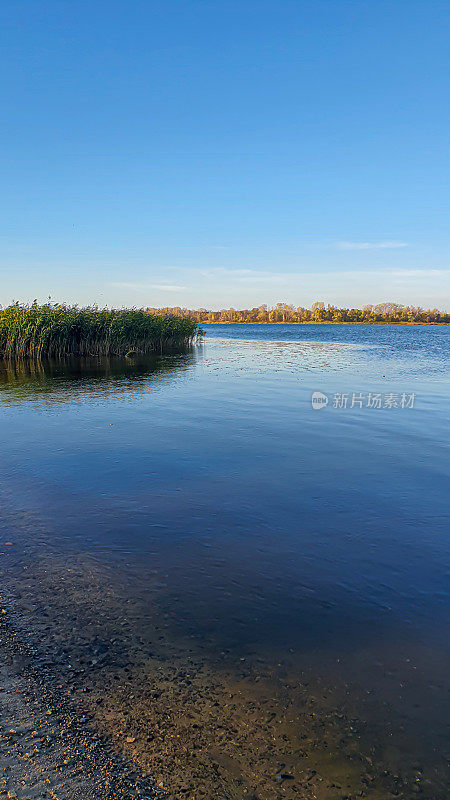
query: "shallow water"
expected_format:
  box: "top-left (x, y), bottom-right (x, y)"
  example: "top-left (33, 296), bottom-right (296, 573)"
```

top-left (0, 324), bottom-right (449, 799)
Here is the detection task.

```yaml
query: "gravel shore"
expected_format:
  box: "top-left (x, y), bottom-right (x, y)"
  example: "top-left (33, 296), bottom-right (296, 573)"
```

top-left (0, 608), bottom-right (162, 800)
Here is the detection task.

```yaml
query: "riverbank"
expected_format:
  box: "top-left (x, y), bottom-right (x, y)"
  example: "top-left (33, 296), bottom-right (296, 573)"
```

top-left (0, 561), bottom-right (440, 800)
top-left (0, 595), bottom-right (385, 800)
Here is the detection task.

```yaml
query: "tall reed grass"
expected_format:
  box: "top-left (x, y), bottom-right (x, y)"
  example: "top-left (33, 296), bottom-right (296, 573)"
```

top-left (0, 303), bottom-right (198, 359)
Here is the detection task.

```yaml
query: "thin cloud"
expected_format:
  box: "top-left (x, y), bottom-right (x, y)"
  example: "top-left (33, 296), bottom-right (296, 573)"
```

top-left (197, 268), bottom-right (273, 277)
top-left (336, 241), bottom-right (409, 250)
top-left (112, 282), bottom-right (186, 291)
top-left (387, 268), bottom-right (447, 281)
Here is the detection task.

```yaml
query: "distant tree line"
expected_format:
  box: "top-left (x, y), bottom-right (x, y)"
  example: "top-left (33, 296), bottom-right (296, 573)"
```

top-left (146, 302), bottom-right (449, 324)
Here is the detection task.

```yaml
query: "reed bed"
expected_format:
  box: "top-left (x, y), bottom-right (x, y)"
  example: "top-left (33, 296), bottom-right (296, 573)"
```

top-left (0, 303), bottom-right (198, 359)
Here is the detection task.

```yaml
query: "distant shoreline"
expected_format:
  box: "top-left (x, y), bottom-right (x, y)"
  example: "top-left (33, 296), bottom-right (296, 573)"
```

top-left (199, 321), bottom-right (449, 326)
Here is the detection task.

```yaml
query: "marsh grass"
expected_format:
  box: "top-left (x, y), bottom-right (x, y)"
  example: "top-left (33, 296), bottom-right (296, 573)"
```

top-left (0, 303), bottom-right (198, 359)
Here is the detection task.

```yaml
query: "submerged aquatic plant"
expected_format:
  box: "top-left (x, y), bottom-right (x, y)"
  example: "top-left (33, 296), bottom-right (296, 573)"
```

top-left (0, 302), bottom-right (198, 359)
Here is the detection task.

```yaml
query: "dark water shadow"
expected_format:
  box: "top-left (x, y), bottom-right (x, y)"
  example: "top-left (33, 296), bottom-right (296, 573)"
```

top-left (0, 351), bottom-right (198, 405)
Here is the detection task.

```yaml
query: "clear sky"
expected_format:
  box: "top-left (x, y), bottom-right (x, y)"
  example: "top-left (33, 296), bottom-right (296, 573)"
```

top-left (1, 0), bottom-right (449, 310)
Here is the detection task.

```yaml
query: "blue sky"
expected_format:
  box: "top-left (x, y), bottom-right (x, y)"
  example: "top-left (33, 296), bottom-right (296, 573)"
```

top-left (1, 0), bottom-right (449, 309)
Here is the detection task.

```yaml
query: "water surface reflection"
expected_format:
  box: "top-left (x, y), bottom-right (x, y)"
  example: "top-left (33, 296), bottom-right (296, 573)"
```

top-left (0, 329), bottom-right (449, 799)
top-left (0, 351), bottom-right (197, 404)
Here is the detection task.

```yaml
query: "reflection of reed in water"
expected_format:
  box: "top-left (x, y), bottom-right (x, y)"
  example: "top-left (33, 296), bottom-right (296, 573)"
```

top-left (0, 352), bottom-right (197, 405)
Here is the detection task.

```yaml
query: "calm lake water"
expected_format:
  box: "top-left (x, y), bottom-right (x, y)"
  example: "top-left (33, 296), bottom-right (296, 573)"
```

top-left (0, 324), bottom-right (449, 799)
